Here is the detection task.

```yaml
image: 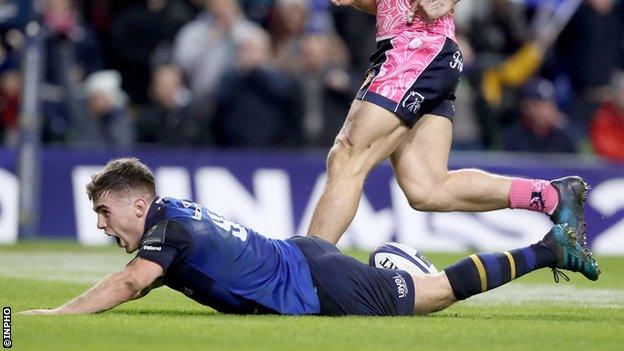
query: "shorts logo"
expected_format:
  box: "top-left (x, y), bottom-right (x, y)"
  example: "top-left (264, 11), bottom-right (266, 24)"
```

top-left (393, 273), bottom-right (408, 299)
top-left (450, 51), bottom-right (463, 72)
top-left (402, 91), bottom-right (425, 114)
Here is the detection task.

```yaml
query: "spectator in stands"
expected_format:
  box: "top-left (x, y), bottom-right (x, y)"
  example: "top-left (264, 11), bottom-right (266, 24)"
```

top-left (0, 70), bottom-right (21, 147)
top-left (464, 0), bottom-right (528, 59)
top-left (503, 78), bottom-right (577, 154)
top-left (590, 72), bottom-right (624, 163)
top-left (213, 27), bottom-right (301, 147)
top-left (451, 35), bottom-right (482, 150)
top-left (42, 0), bottom-right (104, 143)
top-left (173, 0), bottom-right (260, 101)
top-left (557, 0), bottom-right (624, 136)
top-left (0, 36), bottom-right (22, 147)
top-left (44, 0), bottom-right (103, 76)
top-left (468, 0), bottom-right (535, 149)
top-left (308, 0), bottom-right (334, 33)
top-left (78, 70), bottom-right (135, 148)
top-left (240, 0), bottom-right (274, 26)
top-left (296, 33), bottom-right (353, 148)
top-left (331, 3), bottom-right (376, 75)
top-left (270, 0), bottom-right (351, 77)
top-left (269, 0), bottom-right (309, 74)
top-left (138, 64), bottom-right (211, 145)
top-left (110, 0), bottom-right (194, 103)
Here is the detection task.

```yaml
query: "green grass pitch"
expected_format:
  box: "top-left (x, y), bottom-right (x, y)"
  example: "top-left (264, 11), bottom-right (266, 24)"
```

top-left (1, 242), bottom-right (623, 351)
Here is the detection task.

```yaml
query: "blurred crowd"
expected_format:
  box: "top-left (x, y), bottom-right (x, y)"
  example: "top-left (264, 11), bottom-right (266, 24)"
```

top-left (0, 0), bottom-right (623, 162)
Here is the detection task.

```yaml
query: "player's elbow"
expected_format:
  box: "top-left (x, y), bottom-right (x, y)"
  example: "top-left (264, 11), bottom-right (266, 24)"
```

top-left (117, 271), bottom-right (144, 297)
top-left (123, 278), bottom-right (142, 294)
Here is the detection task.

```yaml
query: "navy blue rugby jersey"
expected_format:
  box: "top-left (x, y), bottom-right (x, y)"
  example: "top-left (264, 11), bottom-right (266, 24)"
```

top-left (135, 197), bottom-right (320, 315)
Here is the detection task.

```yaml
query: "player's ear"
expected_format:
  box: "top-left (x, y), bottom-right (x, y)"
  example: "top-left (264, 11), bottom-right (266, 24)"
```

top-left (134, 198), bottom-right (148, 218)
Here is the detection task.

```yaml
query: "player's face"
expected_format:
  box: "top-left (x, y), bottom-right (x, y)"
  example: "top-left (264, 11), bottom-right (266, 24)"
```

top-left (92, 191), bottom-right (144, 253)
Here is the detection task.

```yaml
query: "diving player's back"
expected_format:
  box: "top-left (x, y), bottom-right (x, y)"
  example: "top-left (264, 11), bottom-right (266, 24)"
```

top-left (137, 197), bottom-right (320, 315)
top-left (375, 0), bottom-right (456, 42)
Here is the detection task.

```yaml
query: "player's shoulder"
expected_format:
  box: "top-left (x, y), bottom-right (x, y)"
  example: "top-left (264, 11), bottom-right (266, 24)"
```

top-left (141, 219), bottom-right (192, 247)
top-left (156, 197), bottom-right (198, 218)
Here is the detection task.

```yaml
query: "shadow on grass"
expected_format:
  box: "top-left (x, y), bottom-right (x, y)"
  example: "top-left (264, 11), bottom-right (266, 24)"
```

top-left (109, 309), bottom-right (288, 319)
top-left (109, 308), bottom-right (219, 317)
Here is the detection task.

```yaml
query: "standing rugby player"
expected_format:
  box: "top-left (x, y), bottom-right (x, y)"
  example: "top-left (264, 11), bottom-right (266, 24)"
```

top-left (307, 0), bottom-right (589, 248)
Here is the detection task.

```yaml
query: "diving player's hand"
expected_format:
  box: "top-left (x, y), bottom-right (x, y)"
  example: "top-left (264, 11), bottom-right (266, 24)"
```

top-left (407, 0), bottom-right (457, 24)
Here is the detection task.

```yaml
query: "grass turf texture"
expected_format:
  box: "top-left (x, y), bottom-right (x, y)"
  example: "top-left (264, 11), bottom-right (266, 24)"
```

top-left (1, 242), bottom-right (623, 351)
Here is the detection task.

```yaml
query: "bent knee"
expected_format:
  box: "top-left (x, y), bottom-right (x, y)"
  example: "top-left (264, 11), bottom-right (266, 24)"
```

top-left (326, 136), bottom-right (371, 177)
top-left (412, 273), bottom-right (455, 316)
top-left (403, 179), bottom-right (450, 211)
top-left (407, 195), bottom-right (442, 212)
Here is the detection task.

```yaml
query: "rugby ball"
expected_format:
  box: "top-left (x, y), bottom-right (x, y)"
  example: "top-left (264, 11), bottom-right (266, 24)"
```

top-left (369, 242), bottom-right (438, 275)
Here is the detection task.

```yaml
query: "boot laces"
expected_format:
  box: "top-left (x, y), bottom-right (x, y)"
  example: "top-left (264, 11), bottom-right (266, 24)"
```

top-left (551, 268), bottom-right (570, 283)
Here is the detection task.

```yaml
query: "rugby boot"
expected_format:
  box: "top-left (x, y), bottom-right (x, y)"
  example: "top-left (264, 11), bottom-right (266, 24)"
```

top-left (549, 176), bottom-right (589, 246)
top-left (539, 224), bottom-right (600, 281)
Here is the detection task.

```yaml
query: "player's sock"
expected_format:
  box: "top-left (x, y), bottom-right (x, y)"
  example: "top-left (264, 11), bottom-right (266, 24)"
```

top-left (509, 178), bottom-right (558, 215)
top-left (444, 242), bottom-right (556, 300)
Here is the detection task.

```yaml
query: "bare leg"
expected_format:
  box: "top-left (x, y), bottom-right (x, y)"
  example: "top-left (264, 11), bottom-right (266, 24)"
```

top-left (411, 272), bottom-right (456, 316)
top-left (391, 114), bottom-right (512, 212)
top-left (306, 100), bottom-right (409, 244)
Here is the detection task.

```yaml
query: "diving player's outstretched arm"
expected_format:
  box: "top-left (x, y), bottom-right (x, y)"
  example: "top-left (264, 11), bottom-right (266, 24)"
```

top-left (19, 258), bottom-right (163, 315)
top-left (331, 0), bottom-right (377, 15)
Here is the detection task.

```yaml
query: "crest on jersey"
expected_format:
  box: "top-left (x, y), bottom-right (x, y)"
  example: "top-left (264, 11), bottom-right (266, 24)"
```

top-left (450, 51), bottom-right (463, 72)
top-left (141, 221), bottom-right (167, 245)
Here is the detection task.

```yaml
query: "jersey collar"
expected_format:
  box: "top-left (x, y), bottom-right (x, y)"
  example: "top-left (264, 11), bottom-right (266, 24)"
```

top-left (143, 196), bottom-right (165, 235)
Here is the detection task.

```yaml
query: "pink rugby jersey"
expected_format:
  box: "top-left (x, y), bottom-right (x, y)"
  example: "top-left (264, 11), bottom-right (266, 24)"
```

top-left (376, 0), bottom-right (456, 42)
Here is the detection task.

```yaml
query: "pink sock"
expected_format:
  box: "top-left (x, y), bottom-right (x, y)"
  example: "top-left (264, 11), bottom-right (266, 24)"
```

top-left (509, 178), bottom-right (559, 215)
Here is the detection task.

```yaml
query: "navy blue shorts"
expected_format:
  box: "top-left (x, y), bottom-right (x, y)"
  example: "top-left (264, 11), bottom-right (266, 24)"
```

top-left (355, 32), bottom-right (462, 127)
top-left (289, 236), bottom-right (415, 316)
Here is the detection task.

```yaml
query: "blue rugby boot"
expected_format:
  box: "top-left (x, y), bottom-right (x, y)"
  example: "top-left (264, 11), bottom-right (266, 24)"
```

top-left (549, 176), bottom-right (589, 246)
top-left (540, 224), bottom-right (600, 281)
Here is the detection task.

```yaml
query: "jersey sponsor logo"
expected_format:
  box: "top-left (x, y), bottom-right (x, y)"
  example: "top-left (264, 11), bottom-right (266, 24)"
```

top-left (450, 51), bottom-right (463, 72)
top-left (182, 200), bottom-right (203, 221)
top-left (393, 273), bottom-right (408, 299)
top-left (402, 91), bottom-right (425, 114)
top-left (142, 245), bottom-right (162, 251)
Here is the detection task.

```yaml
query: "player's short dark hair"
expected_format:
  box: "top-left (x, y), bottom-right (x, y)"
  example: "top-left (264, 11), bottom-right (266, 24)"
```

top-left (86, 158), bottom-right (156, 201)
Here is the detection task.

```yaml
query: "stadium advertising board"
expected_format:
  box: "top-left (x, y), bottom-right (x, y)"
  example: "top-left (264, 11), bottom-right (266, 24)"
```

top-left (0, 148), bottom-right (623, 254)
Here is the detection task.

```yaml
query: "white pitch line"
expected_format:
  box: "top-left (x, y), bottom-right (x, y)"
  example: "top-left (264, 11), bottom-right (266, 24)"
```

top-left (0, 252), bottom-right (128, 284)
top-left (464, 283), bottom-right (624, 308)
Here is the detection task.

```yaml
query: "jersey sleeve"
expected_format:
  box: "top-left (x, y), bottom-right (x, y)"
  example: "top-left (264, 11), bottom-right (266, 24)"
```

top-left (135, 220), bottom-right (192, 272)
